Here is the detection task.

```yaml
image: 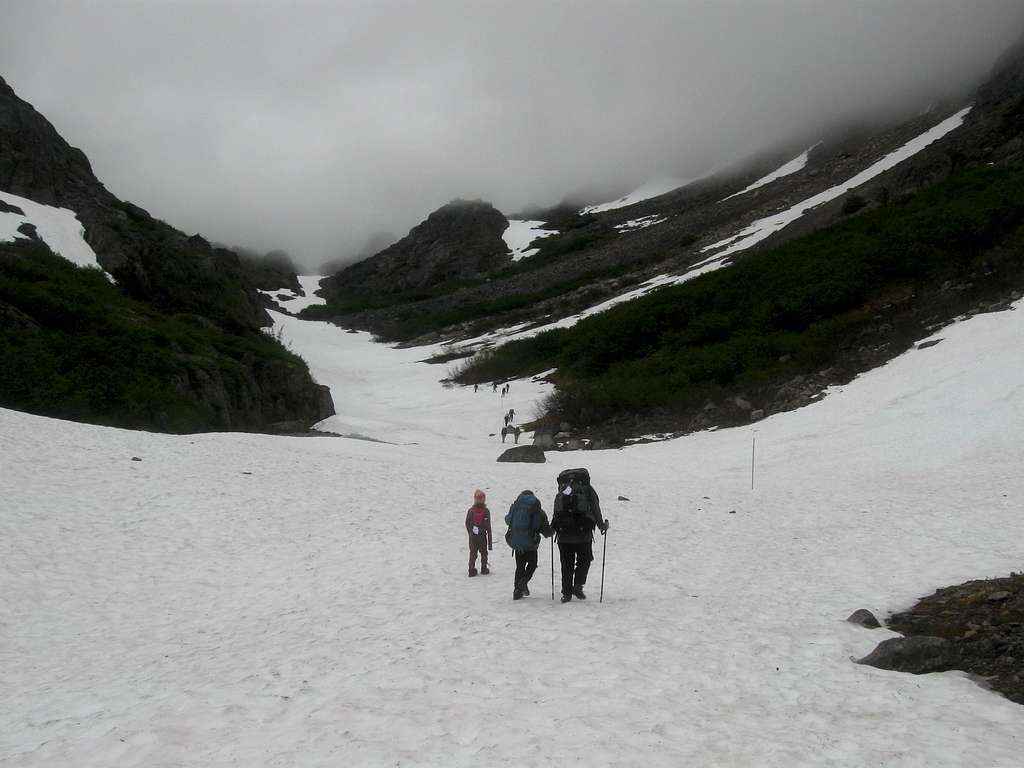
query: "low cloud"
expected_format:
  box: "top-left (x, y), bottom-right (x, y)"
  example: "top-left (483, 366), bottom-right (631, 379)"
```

top-left (3, 1), bottom-right (1023, 270)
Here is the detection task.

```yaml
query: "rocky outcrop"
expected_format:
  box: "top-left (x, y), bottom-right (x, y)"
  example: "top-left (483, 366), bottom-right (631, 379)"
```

top-left (325, 199), bottom-right (509, 296)
top-left (0, 76), bottom-right (267, 332)
top-left (860, 574), bottom-right (1024, 705)
top-left (0, 77), bottom-right (335, 432)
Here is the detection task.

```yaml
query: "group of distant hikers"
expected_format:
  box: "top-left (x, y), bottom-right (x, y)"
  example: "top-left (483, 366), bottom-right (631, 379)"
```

top-left (464, 469), bottom-right (609, 602)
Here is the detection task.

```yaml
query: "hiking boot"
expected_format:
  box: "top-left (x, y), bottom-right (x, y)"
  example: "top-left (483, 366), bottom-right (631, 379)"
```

top-left (572, 587), bottom-right (587, 600)
top-left (481, 566), bottom-right (490, 575)
top-left (560, 593), bottom-right (572, 603)
top-left (513, 590), bottom-right (523, 600)
top-left (468, 568), bottom-right (478, 577)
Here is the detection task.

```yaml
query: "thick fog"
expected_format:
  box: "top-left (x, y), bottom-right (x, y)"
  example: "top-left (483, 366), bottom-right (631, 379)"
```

top-left (2, 1), bottom-right (1022, 270)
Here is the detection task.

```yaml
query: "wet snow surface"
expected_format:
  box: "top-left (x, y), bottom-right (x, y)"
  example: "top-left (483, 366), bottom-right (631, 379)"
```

top-left (3, 288), bottom-right (1024, 765)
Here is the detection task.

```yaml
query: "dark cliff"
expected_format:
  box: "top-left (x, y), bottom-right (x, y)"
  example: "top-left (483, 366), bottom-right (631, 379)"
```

top-left (0, 76), bottom-right (334, 432)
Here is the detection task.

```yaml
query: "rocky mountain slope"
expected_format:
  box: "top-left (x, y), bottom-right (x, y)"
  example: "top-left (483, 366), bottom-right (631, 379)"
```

top-left (0, 76), bottom-right (334, 432)
top-left (317, 38), bottom-right (1024, 347)
top-left (321, 199), bottom-right (509, 299)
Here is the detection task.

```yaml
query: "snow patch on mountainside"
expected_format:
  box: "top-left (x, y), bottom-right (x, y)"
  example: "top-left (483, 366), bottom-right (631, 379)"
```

top-left (722, 143), bottom-right (821, 201)
top-left (0, 190), bottom-right (101, 271)
top-left (503, 219), bottom-right (557, 261)
top-left (259, 275), bottom-right (328, 314)
top-left (703, 107), bottom-right (972, 259)
top-left (615, 214), bottom-right (667, 232)
top-left (581, 177), bottom-right (693, 214)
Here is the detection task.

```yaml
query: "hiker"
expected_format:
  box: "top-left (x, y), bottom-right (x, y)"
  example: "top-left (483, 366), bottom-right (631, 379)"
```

top-left (492, 382), bottom-right (498, 392)
top-left (513, 426), bottom-right (521, 444)
top-left (550, 468), bottom-right (607, 602)
top-left (465, 489), bottom-right (492, 577)
top-left (501, 426), bottom-right (509, 443)
top-left (474, 384), bottom-right (478, 393)
top-left (504, 490), bottom-right (552, 600)
top-left (509, 408), bottom-right (515, 420)
top-left (504, 413), bottom-right (510, 427)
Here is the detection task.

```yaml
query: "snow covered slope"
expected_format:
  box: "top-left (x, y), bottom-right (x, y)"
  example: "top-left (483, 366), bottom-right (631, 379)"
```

top-left (3, 289), bottom-right (1023, 766)
top-left (722, 142), bottom-right (821, 201)
top-left (581, 176), bottom-right (693, 214)
top-left (703, 108), bottom-right (972, 259)
top-left (0, 189), bottom-right (101, 270)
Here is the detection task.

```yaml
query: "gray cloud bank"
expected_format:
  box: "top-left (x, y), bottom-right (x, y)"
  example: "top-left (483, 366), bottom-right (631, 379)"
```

top-left (3, 1), bottom-right (1023, 270)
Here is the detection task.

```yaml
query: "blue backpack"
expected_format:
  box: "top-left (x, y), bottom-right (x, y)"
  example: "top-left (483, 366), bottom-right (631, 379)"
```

top-left (506, 492), bottom-right (541, 549)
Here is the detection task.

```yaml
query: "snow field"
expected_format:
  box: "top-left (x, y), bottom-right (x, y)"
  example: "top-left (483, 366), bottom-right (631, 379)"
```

top-left (0, 189), bottom-right (102, 271)
top-left (3, 291), bottom-right (1023, 765)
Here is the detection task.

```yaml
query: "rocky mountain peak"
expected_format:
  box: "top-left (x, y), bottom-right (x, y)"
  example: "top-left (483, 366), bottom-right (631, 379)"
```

top-left (329, 199), bottom-right (509, 295)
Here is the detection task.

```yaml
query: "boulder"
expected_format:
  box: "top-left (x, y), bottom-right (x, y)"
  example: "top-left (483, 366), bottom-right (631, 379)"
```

top-left (750, 409), bottom-right (764, 421)
top-left (734, 396), bottom-right (752, 411)
top-left (846, 609), bottom-right (881, 629)
top-left (856, 636), bottom-right (959, 674)
top-left (497, 445), bottom-right (546, 463)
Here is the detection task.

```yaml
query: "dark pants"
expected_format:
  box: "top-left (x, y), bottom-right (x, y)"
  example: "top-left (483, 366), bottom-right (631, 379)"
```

top-left (469, 533), bottom-right (488, 571)
top-left (514, 549), bottom-right (538, 592)
top-left (558, 541), bottom-right (593, 596)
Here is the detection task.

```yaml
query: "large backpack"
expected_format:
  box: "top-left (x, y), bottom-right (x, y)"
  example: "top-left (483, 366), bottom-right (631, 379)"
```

top-left (553, 468), bottom-right (593, 536)
top-left (506, 492), bottom-right (541, 549)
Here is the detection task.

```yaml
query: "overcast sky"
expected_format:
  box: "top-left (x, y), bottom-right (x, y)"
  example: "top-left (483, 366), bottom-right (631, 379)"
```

top-left (2, 1), bottom-right (1023, 270)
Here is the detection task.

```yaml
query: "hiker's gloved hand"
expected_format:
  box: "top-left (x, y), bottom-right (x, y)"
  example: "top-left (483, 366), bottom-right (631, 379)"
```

top-left (599, 521), bottom-right (609, 534)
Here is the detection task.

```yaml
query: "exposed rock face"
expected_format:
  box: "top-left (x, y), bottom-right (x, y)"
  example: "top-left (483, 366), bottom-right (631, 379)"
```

top-left (0, 76), bottom-right (266, 332)
top-left (0, 77), bottom-right (334, 432)
top-left (884, 573), bottom-right (1024, 705)
top-left (327, 199), bottom-right (509, 295)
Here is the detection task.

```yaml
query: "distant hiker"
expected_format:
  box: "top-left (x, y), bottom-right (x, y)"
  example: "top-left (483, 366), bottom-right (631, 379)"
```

top-left (501, 426), bottom-right (509, 443)
top-left (504, 490), bottom-right (552, 600)
top-left (509, 408), bottom-right (515, 420)
top-left (504, 414), bottom-right (510, 427)
top-left (474, 384), bottom-right (479, 393)
top-left (465, 489), bottom-right (493, 577)
top-left (550, 468), bottom-right (607, 602)
top-left (513, 426), bottom-right (521, 444)
top-left (492, 383), bottom-right (498, 392)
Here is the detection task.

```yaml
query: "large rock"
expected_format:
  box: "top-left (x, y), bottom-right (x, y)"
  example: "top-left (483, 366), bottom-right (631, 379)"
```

top-left (497, 445), bottom-right (546, 463)
top-left (855, 636), bottom-right (960, 674)
top-left (846, 609), bottom-right (881, 629)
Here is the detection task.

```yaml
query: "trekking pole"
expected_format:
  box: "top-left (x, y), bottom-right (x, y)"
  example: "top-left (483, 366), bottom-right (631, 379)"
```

top-left (599, 519), bottom-right (610, 603)
top-left (550, 535), bottom-right (555, 600)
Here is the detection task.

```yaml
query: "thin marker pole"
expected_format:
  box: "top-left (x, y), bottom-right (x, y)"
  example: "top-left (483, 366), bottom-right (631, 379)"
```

top-left (751, 435), bottom-right (756, 491)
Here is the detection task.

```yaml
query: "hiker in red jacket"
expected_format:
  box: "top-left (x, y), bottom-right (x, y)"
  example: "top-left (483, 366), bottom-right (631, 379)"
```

top-left (465, 489), bottom-right (493, 577)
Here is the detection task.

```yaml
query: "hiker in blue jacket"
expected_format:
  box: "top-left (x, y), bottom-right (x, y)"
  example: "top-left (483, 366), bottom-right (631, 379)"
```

top-left (504, 490), bottom-right (552, 600)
